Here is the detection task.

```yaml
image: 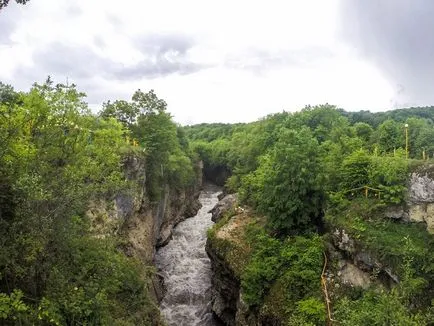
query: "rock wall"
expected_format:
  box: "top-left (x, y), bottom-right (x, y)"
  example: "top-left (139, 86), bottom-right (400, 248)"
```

top-left (384, 164), bottom-right (434, 233)
top-left (206, 239), bottom-right (240, 326)
top-left (87, 154), bottom-right (202, 309)
top-left (327, 164), bottom-right (434, 296)
top-left (329, 228), bottom-right (399, 286)
top-left (206, 195), bottom-right (260, 326)
top-left (206, 166), bottom-right (434, 325)
top-left (407, 164), bottom-right (434, 233)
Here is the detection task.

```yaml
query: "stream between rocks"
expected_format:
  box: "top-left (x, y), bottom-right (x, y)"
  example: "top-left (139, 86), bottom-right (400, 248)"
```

top-left (155, 184), bottom-right (222, 326)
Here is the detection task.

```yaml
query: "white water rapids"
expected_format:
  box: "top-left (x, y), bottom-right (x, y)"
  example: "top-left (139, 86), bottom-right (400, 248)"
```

top-left (155, 184), bottom-right (222, 326)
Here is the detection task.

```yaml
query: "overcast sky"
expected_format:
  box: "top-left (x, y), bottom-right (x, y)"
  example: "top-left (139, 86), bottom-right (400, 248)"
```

top-left (0, 0), bottom-right (432, 124)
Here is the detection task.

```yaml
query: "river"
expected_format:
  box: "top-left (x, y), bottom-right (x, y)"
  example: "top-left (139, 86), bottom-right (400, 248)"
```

top-left (155, 184), bottom-right (222, 326)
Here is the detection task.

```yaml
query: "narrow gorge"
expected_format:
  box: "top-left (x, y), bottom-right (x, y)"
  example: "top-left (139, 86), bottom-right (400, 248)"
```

top-left (155, 184), bottom-right (222, 326)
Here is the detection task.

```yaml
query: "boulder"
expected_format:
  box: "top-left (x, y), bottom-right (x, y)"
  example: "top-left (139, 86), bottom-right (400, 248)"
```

top-left (209, 194), bottom-right (238, 223)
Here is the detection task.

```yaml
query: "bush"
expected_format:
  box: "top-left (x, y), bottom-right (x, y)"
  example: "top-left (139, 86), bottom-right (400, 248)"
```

top-left (241, 229), bottom-right (324, 312)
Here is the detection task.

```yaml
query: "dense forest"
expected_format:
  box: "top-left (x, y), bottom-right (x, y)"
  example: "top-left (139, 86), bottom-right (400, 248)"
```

top-left (187, 105), bottom-right (434, 324)
top-left (1, 78), bottom-right (434, 325)
top-left (0, 79), bottom-right (198, 324)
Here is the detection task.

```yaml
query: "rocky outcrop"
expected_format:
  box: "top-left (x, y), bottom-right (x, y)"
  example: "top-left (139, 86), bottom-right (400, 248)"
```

top-left (209, 194), bottom-right (238, 222)
top-left (206, 240), bottom-right (240, 326)
top-left (87, 154), bottom-right (202, 307)
top-left (407, 165), bottom-right (434, 233)
top-left (408, 165), bottom-right (434, 202)
top-left (330, 228), bottom-right (399, 285)
top-left (156, 185), bottom-right (202, 247)
top-left (382, 164), bottom-right (434, 233)
top-left (206, 205), bottom-right (254, 325)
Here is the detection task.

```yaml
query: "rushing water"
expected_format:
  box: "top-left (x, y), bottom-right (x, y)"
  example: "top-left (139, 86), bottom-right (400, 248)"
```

top-left (155, 184), bottom-right (222, 326)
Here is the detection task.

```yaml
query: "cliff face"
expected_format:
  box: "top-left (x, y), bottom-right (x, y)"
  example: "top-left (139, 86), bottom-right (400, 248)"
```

top-left (206, 196), bottom-right (258, 325)
top-left (382, 164), bottom-right (434, 233)
top-left (206, 166), bottom-right (434, 325)
top-left (406, 164), bottom-right (434, 233)
top-left (86, 155), bottom-right (202, 319)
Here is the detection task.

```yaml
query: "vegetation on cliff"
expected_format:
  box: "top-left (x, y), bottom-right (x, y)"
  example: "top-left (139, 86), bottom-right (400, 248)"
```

top-left (0, 79), bottom-right (198, 325)
top-left (194, 105), bottom-right (434, 325)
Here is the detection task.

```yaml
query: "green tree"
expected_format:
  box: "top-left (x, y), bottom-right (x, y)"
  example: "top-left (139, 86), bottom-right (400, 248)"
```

top-left (241, 127), bottom-right (325, 235)
top-left (353, 122), bottom-right (374, 143)
top-left (100, 99), bottom-right (139, 128)
top-left (0, 79), bottom-right (159, 324)
top-left (373, 119), bottom-right (405, 154)
top-left (340, 149), bottom-right (372, 190)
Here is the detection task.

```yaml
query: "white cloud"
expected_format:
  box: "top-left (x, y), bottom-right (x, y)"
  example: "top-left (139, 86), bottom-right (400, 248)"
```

top-left (0, 0), bottom-right (397, 124)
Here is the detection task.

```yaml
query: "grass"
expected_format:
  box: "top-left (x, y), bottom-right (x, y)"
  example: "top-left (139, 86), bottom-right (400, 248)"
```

top-left (325, 197), bottom-right (434, 280)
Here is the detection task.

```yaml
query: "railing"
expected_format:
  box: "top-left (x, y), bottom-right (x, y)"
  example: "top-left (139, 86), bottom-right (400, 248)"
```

top-left (342, 185), bottom-right (383, 199)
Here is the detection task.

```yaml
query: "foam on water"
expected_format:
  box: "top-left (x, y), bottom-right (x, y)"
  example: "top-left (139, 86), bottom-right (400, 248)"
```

top-left (155, 184), bottom-right (222, 326)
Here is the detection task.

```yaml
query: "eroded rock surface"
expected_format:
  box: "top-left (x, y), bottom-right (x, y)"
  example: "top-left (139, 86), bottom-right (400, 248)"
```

top-left (209, 194), bottom-right (238, 223)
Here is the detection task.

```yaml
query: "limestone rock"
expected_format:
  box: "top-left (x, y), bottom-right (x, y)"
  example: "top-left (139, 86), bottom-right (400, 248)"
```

top-left (339, 262), bottom-right (371, 289)
top-left (331, 229), bottom-right (400, 285)
top-left (157, 226), bottom-right (172, 247)
top-left (209, 194), bottom-right (238, 223)
top-left (408, 168), bottom-right (434, 202)
top-left (408, 204), bottom-right (427, 223)
top-left (426, 203), bottom-right (434, 233)
top-left (385, 205), bottom-right (406, 220)
top-left (405, 165), bottom-right (434, 233)
top-left (333, 228), bottom-right (356, 254)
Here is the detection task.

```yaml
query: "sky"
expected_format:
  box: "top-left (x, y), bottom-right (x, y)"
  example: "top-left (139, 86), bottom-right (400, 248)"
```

top-left (0, 0), bottom-right (432, 125)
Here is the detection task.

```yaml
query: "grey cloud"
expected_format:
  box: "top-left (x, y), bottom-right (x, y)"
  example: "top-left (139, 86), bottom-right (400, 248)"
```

top-left (0, 4), bottom-right (20, 44)
top-left (31, 42), bottom-right (107, 79)
top-left (225, 46), bottom-right (335, 73)
top-left (106, 13), bottom-right (123, 28)
top-left (117, 33), bottom-right (208, 79)
top-left (135, 34), bottom-right (195, 56)
top-left (17, 33), bottom-right (206, 81)
top-left (340, 0), bottom-right (434, 106)
top-left (11, 33), bottom-right (208, 103)
top-left (93, 35), bottom-right (105, 48)
top-left (115, 60), bottom-right (207, 80)
top-left (66, 4), bottom-right (82, 17)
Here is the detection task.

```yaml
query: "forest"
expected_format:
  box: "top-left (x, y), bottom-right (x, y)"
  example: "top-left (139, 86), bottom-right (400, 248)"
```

top-left (188, 105), bottom-right (434, 325)
top-left (0, 78), bottom-right (433, 325)
top-left (0, 80), bottom-right (198, 324)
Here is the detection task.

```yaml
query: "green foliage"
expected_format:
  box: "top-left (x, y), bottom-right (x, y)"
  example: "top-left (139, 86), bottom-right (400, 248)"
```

top-left (331, 218), bottom-right (433, 325)
top-left (373, 119), bottom-right (406, 154)
top-left (183, 122), bottom-right (244, 142)
top-left (353, 122), bottom-right (374, 142)
top-left (335, 148), bottom-right (408, 204)
top-left (326, 198), bottom-right (434, 288)
top-left (291, 297), bottom-right (326, 325)
top-left (167, 150), bottom-right (195, 187)
top-left (334, 290), bottom-right (430, 326)
top-left (240, 127), bottom-right (325, 235)
top-left (40, 217), bottom-right (155, 325)
top-left (369, 151), bottom-right (408, 204)
top-left (0, 79), bottom-right (163, 325)
top-left (0, 290), bottom-right (29, 321)
top-left (100, 89), bottom-right (196, 200)
top-left (185, 104), bottom-right (434, 324)
top-left (343, 106), bottom-right (434, 127)
top-left (241, 231), bottom-right (282, 306)
top-left (340, 149), bottom-right (372, 190)
top-left (241, 229), bottom-right (323, 310)
top-left (100, 100), bottom-right (139, 128)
